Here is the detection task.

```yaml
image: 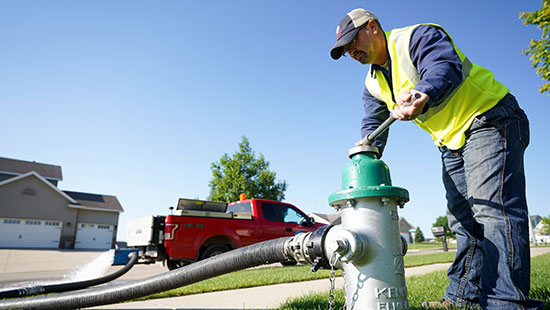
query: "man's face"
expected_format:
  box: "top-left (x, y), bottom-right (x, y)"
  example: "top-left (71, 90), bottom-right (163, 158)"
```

top-left (344, 20), bottom-right (384, 65)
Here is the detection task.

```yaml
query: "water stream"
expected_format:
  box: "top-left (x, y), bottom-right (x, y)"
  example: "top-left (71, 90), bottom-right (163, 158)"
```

top-left (0, 249), bottom-right (115, 291)
top-left (63, 249), bottom-right (114, 282)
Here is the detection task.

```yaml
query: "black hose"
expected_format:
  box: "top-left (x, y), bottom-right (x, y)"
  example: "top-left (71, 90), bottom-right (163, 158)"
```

top-left (0, 252), bottom-right (138, 299)
top-left (0, 237), bottom-right (290, 310)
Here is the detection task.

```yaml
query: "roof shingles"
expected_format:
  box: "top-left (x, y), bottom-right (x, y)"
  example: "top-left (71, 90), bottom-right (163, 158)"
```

top-left (64, 191), bottom-right (124, 212)
top-left (0, 157), bottom-right (62, 180)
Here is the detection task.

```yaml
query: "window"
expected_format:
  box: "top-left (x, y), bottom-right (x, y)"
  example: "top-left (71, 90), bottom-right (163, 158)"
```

top-left (261, 203), bottom-right (308, 224)
top-left (25, 220), bottom-right (41, 225)
top-left (98, 225), bottom-right (111, 229)
top-left (226, 202), bottom-right (252, 214)
top-left (45, 221), bottom-right (60, 226)
top-left (3, 219), bottom-right (21, 224)
top-left (261, 203), bottom-right (284, 222)
top-left (282, 207), bottom-right (306, 224)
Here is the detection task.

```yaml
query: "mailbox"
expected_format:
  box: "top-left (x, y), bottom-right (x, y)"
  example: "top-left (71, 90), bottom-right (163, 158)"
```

top-left (432, 226), bottom-right (446, 237)
top-left (431, 226), bottom-right (448, 252)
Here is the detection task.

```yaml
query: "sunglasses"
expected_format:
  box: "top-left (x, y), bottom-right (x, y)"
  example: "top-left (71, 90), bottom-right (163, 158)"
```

top-left (342, 38), bottom-right (356, 57)
top-left (342, 25), bottom-right (367, 57)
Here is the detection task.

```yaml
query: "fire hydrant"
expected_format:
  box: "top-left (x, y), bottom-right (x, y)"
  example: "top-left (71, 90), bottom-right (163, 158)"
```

top-left (327, 144), bottom-right (410, 310)
top-left (286, 143), bottom-right (410, 310)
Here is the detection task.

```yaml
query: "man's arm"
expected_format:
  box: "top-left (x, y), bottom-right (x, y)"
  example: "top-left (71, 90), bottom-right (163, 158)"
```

top-left (392, 25), bottom-right (463, 120)
top-left (360, 86), bottom-right (390, 156)
top-left (411, 25), bottom-right (462, 107)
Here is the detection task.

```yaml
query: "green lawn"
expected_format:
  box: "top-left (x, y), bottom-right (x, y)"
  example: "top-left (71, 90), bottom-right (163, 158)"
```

top-left (280, 253), bottom-right (550, 310)
top-left (408, 241), bottom-right (457, 250)
top-left (134, 263), bottom-right (343, 301)
top-left (405, 251), bottom-right (456, 267)
top-left (136, 250), bottom-right (457, 301)
top-left (134, 248), bottom-right (549, 308)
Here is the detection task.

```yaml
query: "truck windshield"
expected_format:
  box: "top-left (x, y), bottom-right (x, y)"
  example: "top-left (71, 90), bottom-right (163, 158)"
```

top-left (226, 202), bottom-right (252, 214)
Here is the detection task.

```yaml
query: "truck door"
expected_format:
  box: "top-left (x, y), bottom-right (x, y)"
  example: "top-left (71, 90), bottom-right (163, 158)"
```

top-left (258, 202), bottom-right (310, 240)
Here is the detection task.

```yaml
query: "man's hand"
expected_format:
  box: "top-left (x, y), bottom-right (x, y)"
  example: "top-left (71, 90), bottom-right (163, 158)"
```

top-left (392, 90), bottom-right (429, 121)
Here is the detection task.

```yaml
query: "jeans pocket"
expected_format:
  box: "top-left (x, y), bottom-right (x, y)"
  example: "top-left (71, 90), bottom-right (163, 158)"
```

top-left (514, 106), bottom-right (530, 149)
top-left (468, 106), bottom-right (505, 137)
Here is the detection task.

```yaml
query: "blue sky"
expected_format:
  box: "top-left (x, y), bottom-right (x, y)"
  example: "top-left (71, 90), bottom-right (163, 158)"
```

top-left (1, 1), bottom-right (547, 241)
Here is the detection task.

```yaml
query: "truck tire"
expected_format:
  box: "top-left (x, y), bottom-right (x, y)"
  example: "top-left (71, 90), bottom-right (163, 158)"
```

top-left (166, 259), bottom-right (186, 270)
top-left (200, 244), bottom-right (230, 260)
top-left (280, 259), bottom-right (298, 266)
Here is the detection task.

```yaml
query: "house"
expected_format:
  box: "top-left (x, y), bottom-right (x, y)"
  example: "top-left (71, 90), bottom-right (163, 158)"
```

top-left (308, 212), bottom-right (416, 243)
top-left (398, 217), bottom-right (415, 243)
top-left (532, 217), bottom-right (550, 244)
top-left (0, 157), bottom-right (123, 250)
top-left (527, 215), bottom-right (550, 245)
top-left (308, 212), bottom-right (340, 225)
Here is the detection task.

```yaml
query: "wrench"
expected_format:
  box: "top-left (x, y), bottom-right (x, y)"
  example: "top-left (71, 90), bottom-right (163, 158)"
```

top-left (356, 92), bottom-right (421, 146)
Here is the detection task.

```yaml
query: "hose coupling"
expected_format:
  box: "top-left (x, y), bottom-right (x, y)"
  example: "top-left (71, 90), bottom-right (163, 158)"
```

top-left (284, 225), bottom-right (332, 272)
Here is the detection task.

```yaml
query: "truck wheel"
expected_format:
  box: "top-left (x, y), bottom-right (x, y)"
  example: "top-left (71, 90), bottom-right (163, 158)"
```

top-left (280, 259), bottom-right (298, 266)
top-left (166, 259), bottom-right (186, 270)
top-left (200, 244), bottom-right (230, 260)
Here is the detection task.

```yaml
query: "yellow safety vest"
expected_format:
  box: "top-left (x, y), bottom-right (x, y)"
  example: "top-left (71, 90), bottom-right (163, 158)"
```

top-left (365, 24), bottom-right (508, 150)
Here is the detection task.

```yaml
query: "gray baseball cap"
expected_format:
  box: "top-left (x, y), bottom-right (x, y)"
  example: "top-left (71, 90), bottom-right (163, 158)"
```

top-left (330, 9), bottom-right (378, 60)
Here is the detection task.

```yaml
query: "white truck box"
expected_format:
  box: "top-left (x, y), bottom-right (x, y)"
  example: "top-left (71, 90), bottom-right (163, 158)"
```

top-left (127, 216), bottom-right (155, 247)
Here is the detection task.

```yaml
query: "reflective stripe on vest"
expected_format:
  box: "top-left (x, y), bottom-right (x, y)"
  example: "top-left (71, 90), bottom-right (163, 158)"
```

top-left (365, 24), bottom-right (508, 150)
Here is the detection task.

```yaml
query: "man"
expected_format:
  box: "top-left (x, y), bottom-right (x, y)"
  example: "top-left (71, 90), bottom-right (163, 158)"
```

top-left (330, 8), bottom-right (542, 310)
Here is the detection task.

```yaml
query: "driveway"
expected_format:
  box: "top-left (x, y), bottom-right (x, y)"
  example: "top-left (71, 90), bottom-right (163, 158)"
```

top-left (0, 249), bottom-right (167, 289)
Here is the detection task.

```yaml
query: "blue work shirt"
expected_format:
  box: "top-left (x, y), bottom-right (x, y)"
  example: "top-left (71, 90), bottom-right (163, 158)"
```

top-left (360, 25), bottom-right (463, 156)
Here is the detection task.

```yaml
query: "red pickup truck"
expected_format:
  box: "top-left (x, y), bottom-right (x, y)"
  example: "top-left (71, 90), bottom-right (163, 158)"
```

top-left (126, 196), bottom-right (325, 270)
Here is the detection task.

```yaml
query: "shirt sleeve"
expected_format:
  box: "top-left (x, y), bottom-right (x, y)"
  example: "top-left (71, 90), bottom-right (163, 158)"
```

top-left (360, 85), bottom-right (390, 157)
top-left (410, 25), bottom-right (462, 108)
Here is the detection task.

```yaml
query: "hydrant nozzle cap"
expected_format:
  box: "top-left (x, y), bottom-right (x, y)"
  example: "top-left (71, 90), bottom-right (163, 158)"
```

top-left (348, 145), bottom-right (379, 158)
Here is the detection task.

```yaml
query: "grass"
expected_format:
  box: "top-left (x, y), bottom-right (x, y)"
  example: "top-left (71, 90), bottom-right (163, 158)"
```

top-left (279, 253), bottom-right (550, 310)
top-left (134, 248), bottom-right (548, 306)
top-left (135, 250), bottom-right (456, 301)
top-left (405, 251), bottom-right (456, 267)
top-left (133, 265), bottom-right (343, 301)
top-left (408, 241), bottom-right (457, 250)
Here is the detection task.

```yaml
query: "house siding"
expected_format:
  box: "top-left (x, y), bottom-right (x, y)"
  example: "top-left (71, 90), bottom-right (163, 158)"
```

top-left (0, 176), bottom-right (76, 248)
top-left (76, 209), bottom-right (119, 226)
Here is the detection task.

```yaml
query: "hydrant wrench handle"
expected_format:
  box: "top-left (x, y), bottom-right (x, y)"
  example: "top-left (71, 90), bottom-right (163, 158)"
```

top-left (358, 93), bottom-right (421, 146)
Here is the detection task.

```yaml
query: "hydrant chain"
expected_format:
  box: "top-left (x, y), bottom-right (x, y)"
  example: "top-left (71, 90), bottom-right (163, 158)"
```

top-left (328, 251), bottom-right (340, 310)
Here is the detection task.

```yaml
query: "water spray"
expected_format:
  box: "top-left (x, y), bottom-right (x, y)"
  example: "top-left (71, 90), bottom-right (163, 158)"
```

top-left (0, 252), bottom-right (137, 299)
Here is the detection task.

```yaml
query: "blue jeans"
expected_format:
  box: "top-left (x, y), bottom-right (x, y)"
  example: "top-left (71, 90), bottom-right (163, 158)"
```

top-left (439, 94), bottom-right (542, 310)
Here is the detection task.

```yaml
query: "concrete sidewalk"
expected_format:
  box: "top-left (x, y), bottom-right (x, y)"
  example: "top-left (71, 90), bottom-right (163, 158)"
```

top-left (89, 247), bottom-right (550, 310)
top-left (89, 263), bottom-right (452, 310)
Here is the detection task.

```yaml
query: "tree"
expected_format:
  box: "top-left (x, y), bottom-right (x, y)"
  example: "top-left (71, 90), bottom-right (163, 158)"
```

top-left (414, 227), bottom-right (425, 243)
top-left (433, 215), bottom-right (456, 239)
top-left (541, 216), bottom-right (550, 235)
top-left (208, 136), bottom-right (288, 202)
top-left (520, 0), bottom-right (550, 94)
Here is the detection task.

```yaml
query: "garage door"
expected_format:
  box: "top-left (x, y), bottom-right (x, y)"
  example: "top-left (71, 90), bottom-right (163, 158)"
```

top-left (75, 223), bottom-right (113, 250)
top-left (0, 218), bottom-right (62, 249)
